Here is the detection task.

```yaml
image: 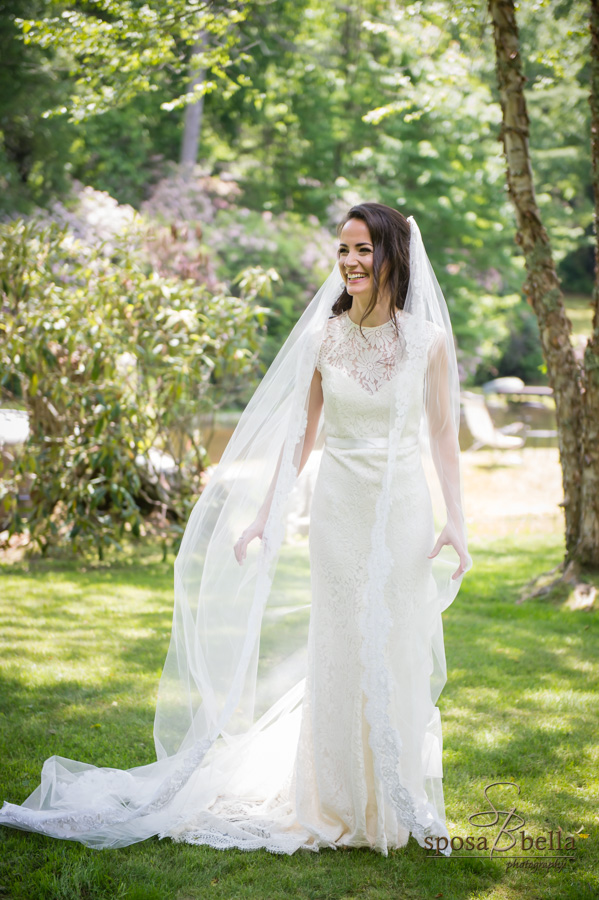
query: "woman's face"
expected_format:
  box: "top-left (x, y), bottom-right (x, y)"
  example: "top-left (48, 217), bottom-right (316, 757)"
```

top-left (337, 218), bottom-right (375, 302)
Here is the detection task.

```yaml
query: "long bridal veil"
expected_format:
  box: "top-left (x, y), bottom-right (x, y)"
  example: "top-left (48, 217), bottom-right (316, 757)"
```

top-left (0, 216), bottom-right (471, 854)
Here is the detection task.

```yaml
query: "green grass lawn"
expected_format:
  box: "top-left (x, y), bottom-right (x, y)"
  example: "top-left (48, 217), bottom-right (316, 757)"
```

top-left (0, 534), bottom-right (597, 900)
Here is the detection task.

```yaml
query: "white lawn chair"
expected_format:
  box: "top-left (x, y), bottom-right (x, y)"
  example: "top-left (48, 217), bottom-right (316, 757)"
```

top-left (460, 391), bottom-right (527, 452)
top-left (0, 409), bottom-right (30, 449)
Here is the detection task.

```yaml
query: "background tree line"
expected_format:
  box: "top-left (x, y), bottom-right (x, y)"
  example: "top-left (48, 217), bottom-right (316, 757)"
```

top-left (1, 1), bottom-right (590, 342)
top-left (1, 0), bottom-right (596, 572)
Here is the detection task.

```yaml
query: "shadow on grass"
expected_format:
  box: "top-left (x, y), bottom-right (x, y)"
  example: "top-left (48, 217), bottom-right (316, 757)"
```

top-left (438, 548), bottom-right (598, 894)
top-left (0, 540), bottom-right (597, 900)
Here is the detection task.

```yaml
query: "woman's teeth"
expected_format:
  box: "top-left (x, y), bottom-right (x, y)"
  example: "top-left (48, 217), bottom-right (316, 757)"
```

top-left (348, 273), bottom-right (367, 281)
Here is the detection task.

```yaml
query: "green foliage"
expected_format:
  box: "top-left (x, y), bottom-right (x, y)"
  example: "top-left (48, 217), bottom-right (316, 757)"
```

top-left (140, 168), bottom-right (335, 366)
top-left (0, 0), bottom-right (593, 386)
top-left (14, 0), bottom-right (249, 121)
top-left (68, 96), bottom-right (180, 208)
top-left (206, 208), bottom-right (334, 364)
top-left (0, 0), bottom-right (76, 211)
top-left (473, 300), bottom-right (547, 385)
top-left (0, 218), bottom-right (269, 557)
top-left (200, 0), bottom-right (528, 366)
top-left (518, 0), bottom-right (593, 295)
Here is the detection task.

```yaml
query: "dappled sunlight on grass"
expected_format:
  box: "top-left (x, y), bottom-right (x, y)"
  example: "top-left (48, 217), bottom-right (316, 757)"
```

top-left (462, 447), bottom-right (564, 539)
top-left (0, 557), bottom-right (174, 782)
top-left (438, 539), bottom-right (598, 883)
top-left (1, 528), bottom-right (598, 899)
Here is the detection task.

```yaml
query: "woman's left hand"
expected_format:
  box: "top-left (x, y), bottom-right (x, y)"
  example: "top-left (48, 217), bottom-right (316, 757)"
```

top-left (428, 522), bottom-right (472, 580)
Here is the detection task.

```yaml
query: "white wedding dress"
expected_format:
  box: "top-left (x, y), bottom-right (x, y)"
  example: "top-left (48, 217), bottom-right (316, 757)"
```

top-left (163, 307), bottom-right (451, 854)
top-left (0, 306), bottom-right (457, 857)
top-left (294, 309), bottom-right (446, 853)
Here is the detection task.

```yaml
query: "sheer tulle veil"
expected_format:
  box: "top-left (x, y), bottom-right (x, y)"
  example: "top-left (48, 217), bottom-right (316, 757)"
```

top-left (0, 214), bottom-right (472, 854)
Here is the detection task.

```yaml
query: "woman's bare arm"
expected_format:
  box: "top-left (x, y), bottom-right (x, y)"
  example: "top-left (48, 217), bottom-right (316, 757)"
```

top-left (425, 333), bottom-right (471, 578)
top-left (234, 367), bottom-right (324, 564)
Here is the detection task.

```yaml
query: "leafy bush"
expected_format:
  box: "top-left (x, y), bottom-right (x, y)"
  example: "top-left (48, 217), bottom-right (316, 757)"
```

top-left (0, 217), bottom-right (270, 557)
top-left (141, 167), bottom-right (334, 365)
top-left (474, 301), bottom-right (547, 385)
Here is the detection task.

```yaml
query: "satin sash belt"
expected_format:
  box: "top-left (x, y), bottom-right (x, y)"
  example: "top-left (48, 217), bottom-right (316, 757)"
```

top-left (325, 436), bottom-right (419, 450)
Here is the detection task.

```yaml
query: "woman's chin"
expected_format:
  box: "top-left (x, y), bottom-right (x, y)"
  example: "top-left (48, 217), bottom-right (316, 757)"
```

top-left (346, 283), bottom-right (371, 297)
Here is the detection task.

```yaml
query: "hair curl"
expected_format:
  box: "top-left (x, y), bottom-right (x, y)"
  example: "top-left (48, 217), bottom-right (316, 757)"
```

top-left (332, 202), bottom-right (411, 337)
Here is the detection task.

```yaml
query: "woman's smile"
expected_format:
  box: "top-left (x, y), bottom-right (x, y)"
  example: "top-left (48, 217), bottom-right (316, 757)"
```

top-left (347, 272), bottom-right (368, 283)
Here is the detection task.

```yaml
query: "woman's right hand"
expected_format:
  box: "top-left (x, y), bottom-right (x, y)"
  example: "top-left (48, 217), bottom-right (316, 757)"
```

top-left (427, 520), bottom-right (472, 580)
top-left (234, 518), bottom-right (266, 565)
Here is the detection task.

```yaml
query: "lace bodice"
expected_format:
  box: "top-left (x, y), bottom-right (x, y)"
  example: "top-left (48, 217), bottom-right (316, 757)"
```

top-left (316, 309), bottom-right (423, 441)
top-left (317, 310), bottom-right (404, 393)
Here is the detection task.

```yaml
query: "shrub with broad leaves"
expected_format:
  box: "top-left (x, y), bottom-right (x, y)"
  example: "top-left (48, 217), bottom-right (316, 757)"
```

top-left (0, 217), bottom-right (270, 558)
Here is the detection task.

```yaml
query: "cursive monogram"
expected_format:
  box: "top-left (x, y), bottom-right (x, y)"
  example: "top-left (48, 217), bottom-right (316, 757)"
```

top-left (467, 781), bottom-right (526, 857)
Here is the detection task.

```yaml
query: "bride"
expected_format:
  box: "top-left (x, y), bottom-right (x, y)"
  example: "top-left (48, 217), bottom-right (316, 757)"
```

top-left (0, 202), bottom-right (472, 856)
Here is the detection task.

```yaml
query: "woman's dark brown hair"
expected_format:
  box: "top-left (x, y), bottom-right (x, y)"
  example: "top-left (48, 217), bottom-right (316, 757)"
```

top-left (332, 202), bottom-right (411, 336)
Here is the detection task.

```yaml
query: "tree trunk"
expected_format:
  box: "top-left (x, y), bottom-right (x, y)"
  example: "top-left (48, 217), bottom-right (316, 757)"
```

top-left (180, 36), bottom-right (207, 174)
top-left (488, 0), bottom-right (588, 562)
top-left (576, 1), bottom-right (599, 566)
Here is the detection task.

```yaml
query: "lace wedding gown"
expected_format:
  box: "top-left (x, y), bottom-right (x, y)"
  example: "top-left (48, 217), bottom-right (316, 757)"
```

top-left (294, 309), bottom-right (447, 853)
top-left (0, 306), bottom-right (454, 856)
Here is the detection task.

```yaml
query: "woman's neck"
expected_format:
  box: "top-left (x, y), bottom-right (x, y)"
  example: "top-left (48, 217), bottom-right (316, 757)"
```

top-left (347, 298), bottom-right (393, 327)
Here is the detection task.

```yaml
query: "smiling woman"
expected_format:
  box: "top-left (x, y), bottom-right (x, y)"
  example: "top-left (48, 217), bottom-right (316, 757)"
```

top-left (0, 203), bottom-right (472, 859)
top-left (339, 221), bottom-right (375, 295)
top-left (333, 205), bottom-right (412, 335)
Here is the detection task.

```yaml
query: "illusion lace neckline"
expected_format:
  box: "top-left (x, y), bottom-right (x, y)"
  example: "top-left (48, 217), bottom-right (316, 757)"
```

top-left (343, 310), bottom-right (403, 331)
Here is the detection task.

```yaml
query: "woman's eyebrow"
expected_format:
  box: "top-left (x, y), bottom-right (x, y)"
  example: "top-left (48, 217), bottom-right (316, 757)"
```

top-left (338, 242), bottom-right (373, 248)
